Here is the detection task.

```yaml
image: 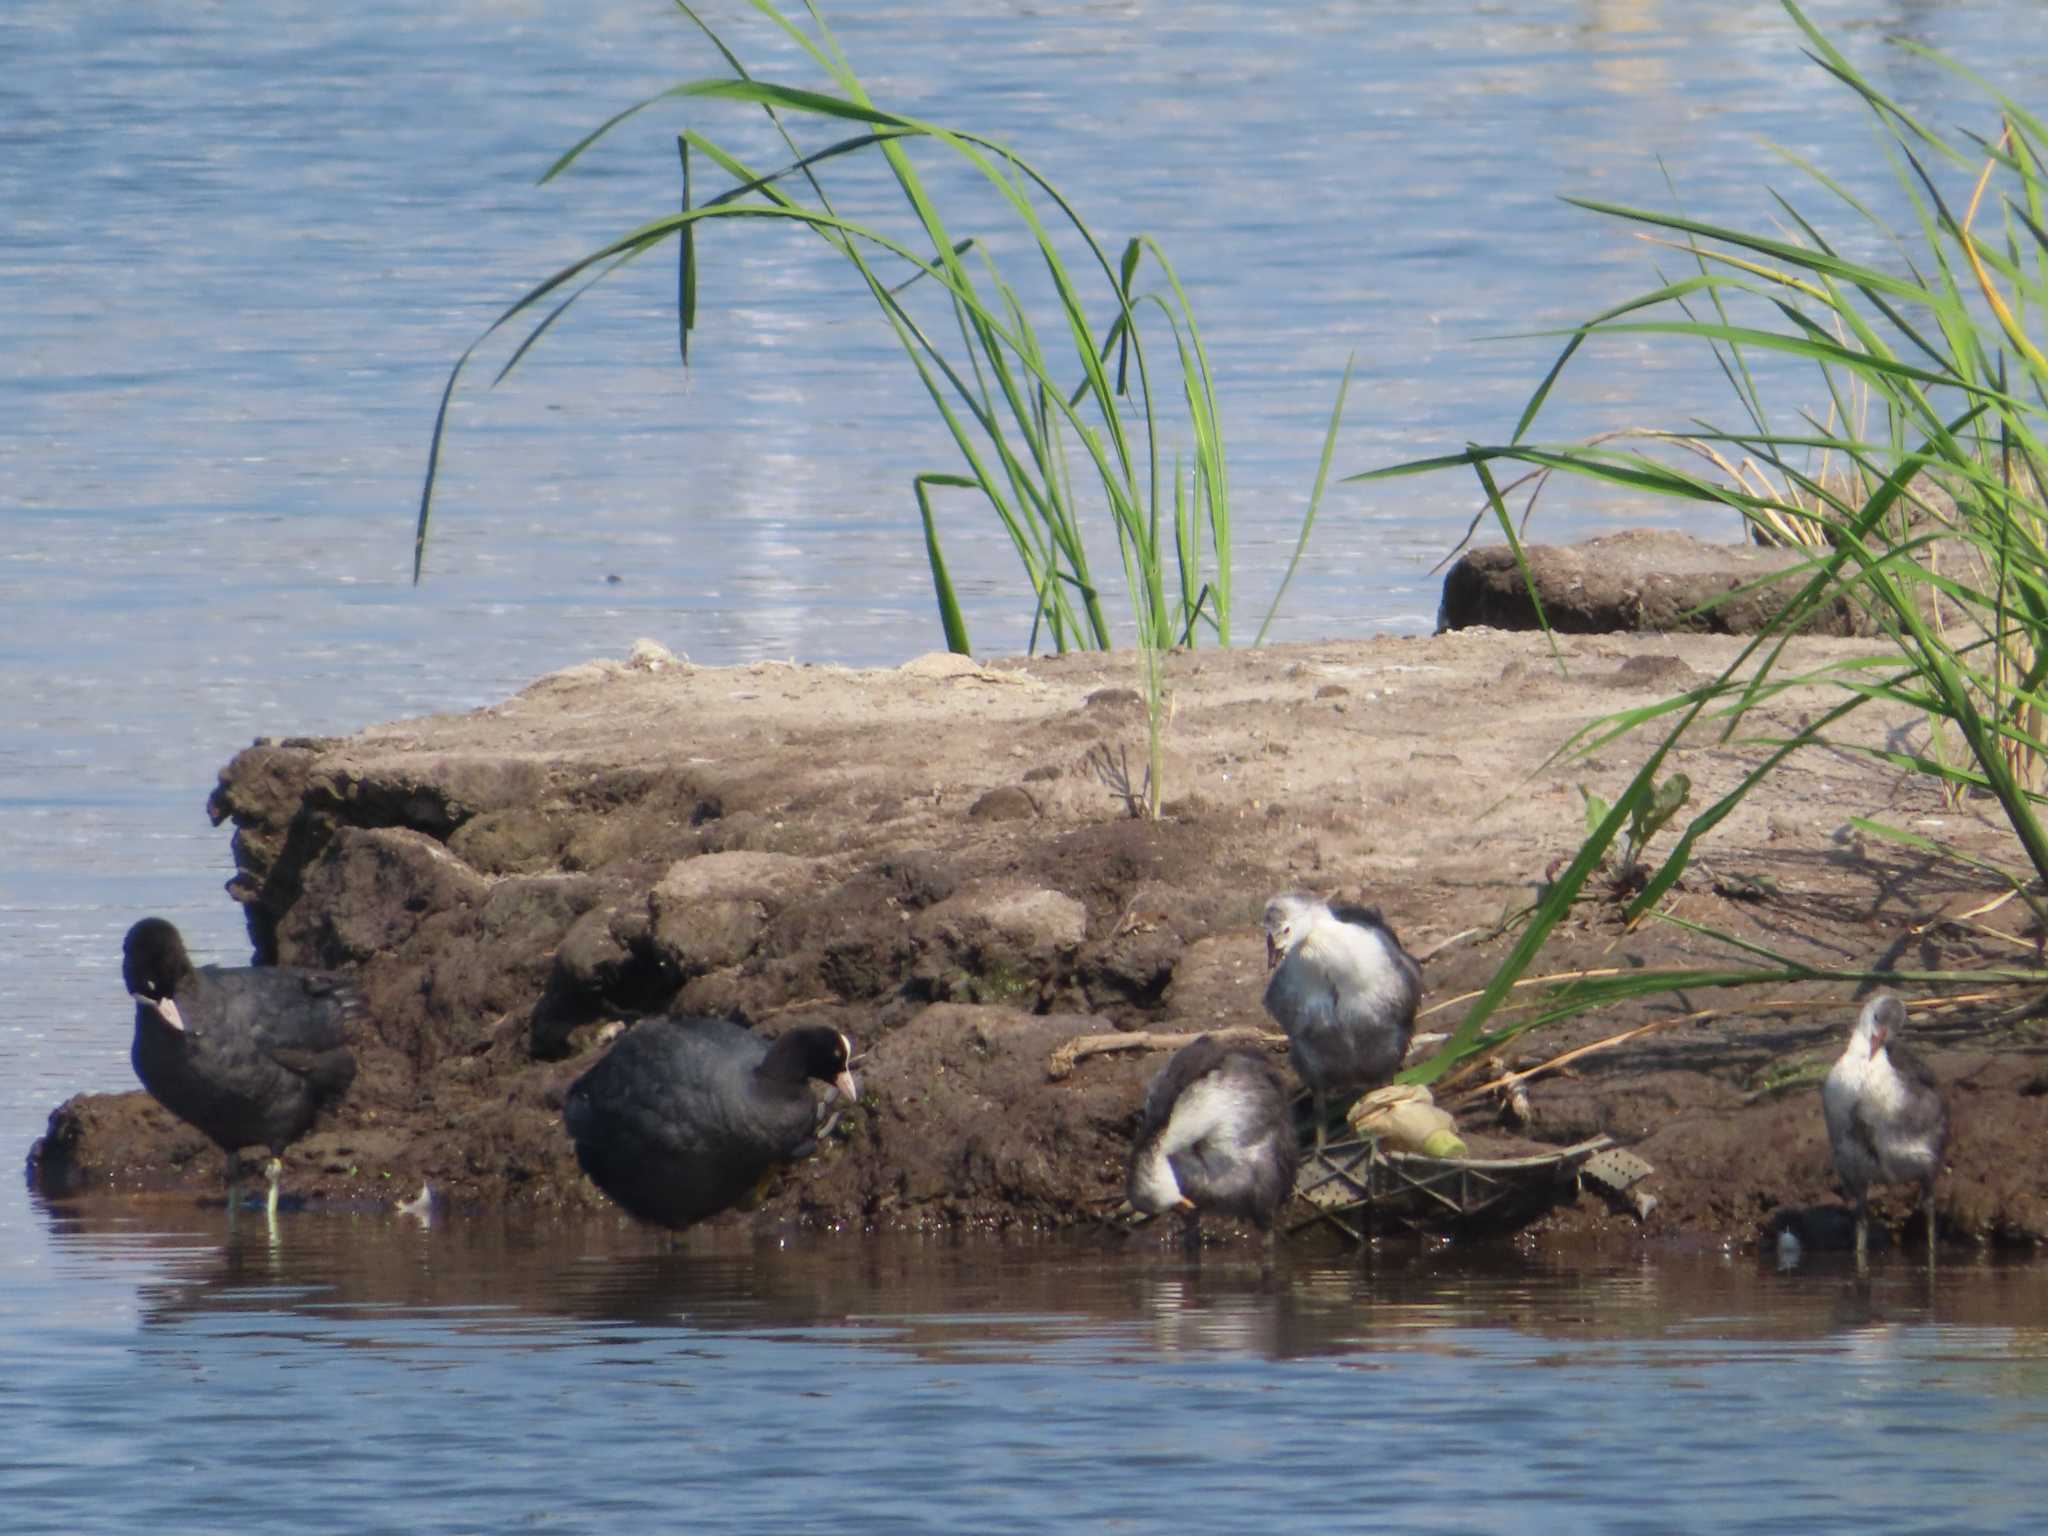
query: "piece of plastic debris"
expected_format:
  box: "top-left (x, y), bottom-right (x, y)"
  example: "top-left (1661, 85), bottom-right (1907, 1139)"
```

top-left (1347, 1083), bottom-right (1469, 1158)
top-left (1581, 1145), bottom-right (1658, 1220)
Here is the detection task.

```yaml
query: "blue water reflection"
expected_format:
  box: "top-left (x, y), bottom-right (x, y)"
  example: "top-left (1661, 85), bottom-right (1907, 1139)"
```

top-left (9, 1207), bottom-right (2048, 1533)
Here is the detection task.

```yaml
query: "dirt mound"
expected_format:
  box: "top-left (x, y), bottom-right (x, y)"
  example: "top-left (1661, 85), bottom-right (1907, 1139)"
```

top-left (28, 633), bottom-right (2048, 1252)
top-left (1439, 529), bottom-right (1875, 636)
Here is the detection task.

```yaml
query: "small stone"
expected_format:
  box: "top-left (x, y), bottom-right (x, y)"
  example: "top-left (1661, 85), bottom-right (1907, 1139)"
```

top-left (968, 786), bottom-right (1039, 821)
top-left (1083, 687), bottom-right (1144, 711)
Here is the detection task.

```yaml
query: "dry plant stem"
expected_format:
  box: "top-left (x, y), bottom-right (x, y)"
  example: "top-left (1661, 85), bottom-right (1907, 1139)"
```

top-left (1417, 965), bottom-right (1630, 1021)
top-left (1374, 1138), bottom-right (1616, 1173)
top-left (1960, 124), bottom-right (2047, 375)
top-left (1443, 987), bottom-right (2009, 1105)
top-left (1932, 921), bottom-right (2039, 954)
top-left (1431, 417), bottom-right (1868, 569)
top-left (1441, 1011), bottom-right (1705, 1101)
top-left (1409, 927), bottom-right (1489, 966)
top-left (1443, 991), bottom-right (1879, 1099)
top-left (1046, 1026), bottom-right (1287, 1081)
top-left (1909, 891), bottom-right (2038, 955)
top-left (1086, 743), bottom-right (1151, 820)
top-left (1892, 989), bottom-right (2016, 1016)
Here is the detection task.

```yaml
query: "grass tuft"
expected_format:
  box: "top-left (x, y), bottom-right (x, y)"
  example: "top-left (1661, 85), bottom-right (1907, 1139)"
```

top-left (1369, 1), bottom-right (2048, 1078)
top-left (413, 2), bottom-right (1356, 819)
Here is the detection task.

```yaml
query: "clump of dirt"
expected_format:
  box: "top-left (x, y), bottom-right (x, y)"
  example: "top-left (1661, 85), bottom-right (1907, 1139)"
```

top-left (1439, 529), bottom-right (1876, 636)
top-left (28, 633), bottom-right (2048, 1253)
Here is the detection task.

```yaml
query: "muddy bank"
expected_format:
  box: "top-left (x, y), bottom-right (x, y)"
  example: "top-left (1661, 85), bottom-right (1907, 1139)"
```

top-left (29, 632), bottom-right (2048, 1250)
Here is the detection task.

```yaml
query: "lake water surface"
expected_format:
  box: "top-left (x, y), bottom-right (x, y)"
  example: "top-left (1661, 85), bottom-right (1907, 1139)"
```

top-left (11, 1207), bottom-right (2048, 1533)
top-left (7, 1), bottom-right (2048, 1528)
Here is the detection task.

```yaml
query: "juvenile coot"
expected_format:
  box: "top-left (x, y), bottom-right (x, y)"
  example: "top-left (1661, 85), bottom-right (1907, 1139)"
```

top-left (563, 1016), bottom-right (858, 1230)
top-left (1261, 891), bottom-right (1422, 1150)
top-left (1822, 993), bottom-right (1948, 1267)
top-left (122, 917), bottom-right (361, 1216)
top-left (1128, 1035), bottom-right (1298, 1245)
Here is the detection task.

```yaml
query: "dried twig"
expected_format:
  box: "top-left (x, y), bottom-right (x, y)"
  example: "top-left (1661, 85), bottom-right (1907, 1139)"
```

top-left (1085, 742), bottom-right (1150, 820)
top-left (1439, 990), bottom-right (1917, 1102)
top-left (1410, 926), bottom-right (1487, 966)
top-left (1441, 1012), bottom-right (1701, 1101)
top-left (1417, 965), bottom-right (1630, 1020)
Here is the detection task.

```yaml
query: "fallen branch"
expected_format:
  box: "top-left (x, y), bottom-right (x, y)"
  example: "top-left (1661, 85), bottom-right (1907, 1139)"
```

top-left (1047, 1026), bottom-right (1287, 1081)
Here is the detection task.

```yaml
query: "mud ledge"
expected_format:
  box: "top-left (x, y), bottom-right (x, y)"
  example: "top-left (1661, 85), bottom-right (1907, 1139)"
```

top-left (29, 632), bottom-right (2048, 1251)
top-left (1438, 529), bottom-right (1876, 636)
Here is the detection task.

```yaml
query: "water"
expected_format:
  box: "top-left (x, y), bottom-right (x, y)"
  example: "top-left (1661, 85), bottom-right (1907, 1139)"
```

top-left (7, 0), bottom-right (2048, 1527)
top-left (10, 1209), bottom-right (2048, 1534)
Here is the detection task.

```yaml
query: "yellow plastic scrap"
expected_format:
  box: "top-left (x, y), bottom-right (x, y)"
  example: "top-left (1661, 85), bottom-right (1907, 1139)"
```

top-left (1347, 1083), bottom-right (1469, 1159)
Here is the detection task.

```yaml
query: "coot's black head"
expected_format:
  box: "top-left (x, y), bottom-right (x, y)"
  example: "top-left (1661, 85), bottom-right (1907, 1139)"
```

top-left (123, 917), bottom-right (195, 1033)
top-left (760, 1025), bottom-right (860, 1103)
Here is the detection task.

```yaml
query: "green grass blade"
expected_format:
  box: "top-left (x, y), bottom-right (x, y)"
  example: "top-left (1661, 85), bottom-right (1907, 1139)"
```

top-left (915, 473), bottom-right (978, 655)
top-left (1255, 352), bottom-right (1353, 645)
top-left (677, 136), bottom-right (696, 364)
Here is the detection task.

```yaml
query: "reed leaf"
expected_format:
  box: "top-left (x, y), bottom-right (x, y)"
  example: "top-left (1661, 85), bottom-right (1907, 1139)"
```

top-left (1377, 0), bottom-right (2048, 1081)
top-left (416, 3), bottom-right (1352, 692)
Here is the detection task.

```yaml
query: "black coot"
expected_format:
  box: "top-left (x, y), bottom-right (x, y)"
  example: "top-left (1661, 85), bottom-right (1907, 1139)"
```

top-left (122, 917), bottom-right (361, 1214)
top-left (563, 1016), bottom-right (858, 1230)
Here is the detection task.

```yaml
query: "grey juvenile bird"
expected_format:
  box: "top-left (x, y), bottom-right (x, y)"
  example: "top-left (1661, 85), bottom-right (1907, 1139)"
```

top-left (1128, 1035), bottom-right (1299, 1246)
top-left (1821, 993), bottom-right (1948, 1269)
top-left (1261, 891), bottom-right (1422, 1152)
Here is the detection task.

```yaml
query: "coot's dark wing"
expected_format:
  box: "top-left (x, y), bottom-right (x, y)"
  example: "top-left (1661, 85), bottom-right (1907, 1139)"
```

top-left (1841, 1100), bottom-right (1884, 1168)
top-left (1142, 1040), bottom-right (1291, 1139)
top-left (1215, 1049), bottom-right (1300, 1228)
top-left (1330, 918), bottom-right (1421, 1079)
top-left (1262, 959), bottom-right (1341, 1038)
top-left (655, 1018), bottom-right (822, 1159)
top-left (130, 963), bottom-right (359, 1158)
top-left (1880, 1039), bottom-right (1951, 1158)
top-left (564, 1018), bottom-right (819, 1228)
top-left (565, 1021), bottom-right (738, 1159)
top-left (566, 1024), bottom-right (729, 1225)
top-left (197, 964), bottom-right (360, 1101)
top-left (1191, 1044), bottom-right (1292, 1110)
top-left (1329, 905), bottom-right (1424, 990)
top-left (1328, 902), bottom-right (1391, 935)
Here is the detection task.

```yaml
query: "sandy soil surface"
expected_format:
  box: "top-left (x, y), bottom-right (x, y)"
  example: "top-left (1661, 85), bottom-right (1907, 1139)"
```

top-left (29, 627), bottom-right (2048, 1253)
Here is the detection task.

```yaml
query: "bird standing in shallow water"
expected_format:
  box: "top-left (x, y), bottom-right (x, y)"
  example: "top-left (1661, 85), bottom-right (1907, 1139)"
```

top-left (122, 917), bottom-right (361, 1219)
top-left (1822, 993), bottom-right (1948, 1270)
top-left (563, 1016), bottom-right (858, 1232)
top-left (1261, 892), bottom-right (1422, 1151)
top-left (1128, 1035), bottom-right (1298, 1247)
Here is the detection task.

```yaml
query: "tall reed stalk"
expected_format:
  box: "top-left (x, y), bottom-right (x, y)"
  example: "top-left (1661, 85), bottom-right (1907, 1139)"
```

top-left (413, 2), bottom-right (1355, 818)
